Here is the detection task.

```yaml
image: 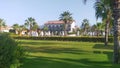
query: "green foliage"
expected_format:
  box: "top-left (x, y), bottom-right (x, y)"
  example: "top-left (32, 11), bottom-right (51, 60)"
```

top-left (12, 23), bottom-right (20, 30)
top-left (32, 24), bottom-right (39, 31)
top-left (43, 26), bottom-right (48, 31)
top-left (25, 17), bottom-right (38, 31)
top-left (80, 19), bottom-right (90, 36)
top-left (59, 11), bottom-right (73, 23)
top-left (0, 33), bottom-right (25, 68)
top-left (9, 29), bottom-right (16, 33)
top-left (13, 36), bottom-right (113, 43)
top-left (12, 24), bottom-right (27, 35)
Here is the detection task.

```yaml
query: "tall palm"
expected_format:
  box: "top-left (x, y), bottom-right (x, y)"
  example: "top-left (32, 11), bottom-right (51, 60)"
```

top-left (94, 0), bottom-right (113, 46)
top-left (84, 0), bottom-right (120, 64)
top-left (0, 19), bottom-right (6, 32)
top-left (59, 11), bottom-right (74, 36)
top-left (25, 17), bottom-right (38, 36)
top-left (81, 19), bottom-right (90, 36)
top-left (95, 0), bottom-right (120, 64)
top-left (113, 0), bottom-right (120, 64)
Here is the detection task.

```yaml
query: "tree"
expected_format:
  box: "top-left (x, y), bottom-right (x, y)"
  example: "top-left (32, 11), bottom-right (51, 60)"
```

top-left (0, 19), bottom-right (6, 32)
top-left (83, 0), bottom-right (120, 64)
top-left (113, 0), bottom-right (120, 64)
top-left (59, 11), bottom-right (74, 36)
top-left (94, 0), bottom-right (113, 46)
top-left (32, 23), bottom-right (39, 31)
top-left (12, 24), bottom-right (27, 36)
top-left (12, 23), bottom-right (20, 34)
top-left (25, 17), bottom-right (38, 36)
top-left (96, 22), bottom-right (104, 36)
top-left (43, 25), bottom-right (49, 36)
top-left (81, 19), bottom-right (90, 36)
top-left (91, 22), bottom-right (104, 36)
top-left (94, 0), bottom-right (120, 64)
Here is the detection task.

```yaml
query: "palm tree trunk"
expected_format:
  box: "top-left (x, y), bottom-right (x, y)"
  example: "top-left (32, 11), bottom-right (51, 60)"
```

top-left (64, 23), bottom-right (67, 36)
top-left (84, 28), bottom-right (86, 36)
top-left (30, 25), bottom-right (32, 36)
top-left (113, 0), bottom-right (120, 64)
top-left (97, 30), bottom-right (99, 37)
top-left (105, 20), bottom-right (109, 46)
top-left (113, 17), bottom-right (120, 64)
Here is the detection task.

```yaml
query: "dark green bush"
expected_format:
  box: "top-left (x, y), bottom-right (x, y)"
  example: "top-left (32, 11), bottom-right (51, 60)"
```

top-left (0, 33), bottom-right (25, 68)
top-left (13, 36), bottom-right (113, 43)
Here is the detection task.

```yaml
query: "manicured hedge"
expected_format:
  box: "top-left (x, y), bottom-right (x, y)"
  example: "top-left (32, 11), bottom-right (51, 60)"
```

top-left (13, 36), bottom-right (114, 43)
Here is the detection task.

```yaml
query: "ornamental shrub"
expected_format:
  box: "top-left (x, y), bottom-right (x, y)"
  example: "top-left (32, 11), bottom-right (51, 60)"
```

top-left (13, 36), bottom-right (114, 43)
top-left (0, 33), bottom-right (25, 68)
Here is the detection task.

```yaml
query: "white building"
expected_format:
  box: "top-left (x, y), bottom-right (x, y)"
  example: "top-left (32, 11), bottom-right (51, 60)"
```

top-left (1, 26), bottom-right (13, 32)
top-left (45, 20), bottom-right (76, 33)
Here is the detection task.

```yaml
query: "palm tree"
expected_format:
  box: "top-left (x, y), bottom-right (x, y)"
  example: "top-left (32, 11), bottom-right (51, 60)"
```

top-left (94, 0), bottom-right (120, 64)
top-left (59, 11), bottom-right (74, 36)
top-left (25, 17), bottom-right (38, 36)
top-left (12, 24), bottom-right (26, 35)
top-left (91, 22), bottom-right (104, 36)
top-left (0, 19), bottom-right (6, 32)
top-left (96, 22), bottom-right (104, 36)
top-left (81, 19), bottom-right (90, 36)
top-left (113, 0), bottom-right (120, 64)
top-left (84, 0), bottom-right (120, 64)
top-left (94, 0), bottom-right (113, 46)
top-left (12, 23), bottom-right (20, 34)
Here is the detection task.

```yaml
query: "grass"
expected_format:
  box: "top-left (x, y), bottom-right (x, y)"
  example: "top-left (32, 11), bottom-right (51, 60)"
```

top-left (19, 40), bottom-right (120, 68)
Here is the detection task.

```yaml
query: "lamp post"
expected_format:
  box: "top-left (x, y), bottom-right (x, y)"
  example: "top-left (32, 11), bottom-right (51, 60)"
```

top-left (113, 0), bottom-right (120, 64)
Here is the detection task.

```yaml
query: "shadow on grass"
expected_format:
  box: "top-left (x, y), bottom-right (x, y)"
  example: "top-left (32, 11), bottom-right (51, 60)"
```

top-left (20, 41), bottom-right (69, 46)
top-left (20, 41), bottom-right (119, 68)
top-left (21, 56), bottom-right (120, 68)
top-left (93, 44), bottom-right (113, 50)
top-left (93, 44), bottom-right (113, 63)
top-left (23, 46), bottom-right (87, 54)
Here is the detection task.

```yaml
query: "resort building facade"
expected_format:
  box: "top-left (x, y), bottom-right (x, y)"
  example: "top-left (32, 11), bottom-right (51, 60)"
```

top-left (45, 20), bottom-right (75, 32)
top-left (44, 20), bottom-right (76, 36)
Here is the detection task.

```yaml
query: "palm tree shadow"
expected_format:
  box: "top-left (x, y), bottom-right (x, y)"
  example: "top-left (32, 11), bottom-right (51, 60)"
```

top-left (20, 40), bottom-right (72, 46)
top-left (21, 55), bottom-right (120, 68)
top-left (93, 43), bottom-right (113, 50)
top-left (93, 43), bottom-right (113, 62)
top-left (24, 46), bottom-right (87, 55)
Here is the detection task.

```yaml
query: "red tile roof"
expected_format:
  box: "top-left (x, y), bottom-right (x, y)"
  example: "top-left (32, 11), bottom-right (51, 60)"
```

top-left (45, 20), bottom-right (64, 25)
top-left (45, 20), bottom-right (75, 25)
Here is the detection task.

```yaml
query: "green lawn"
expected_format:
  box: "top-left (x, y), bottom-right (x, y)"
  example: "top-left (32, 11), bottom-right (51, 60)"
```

top-left (19, 40), bottom-right (119, 68)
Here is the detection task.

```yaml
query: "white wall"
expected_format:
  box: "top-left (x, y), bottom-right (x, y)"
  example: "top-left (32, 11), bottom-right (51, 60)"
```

top-left (69, 21), bottom-right (75, 32)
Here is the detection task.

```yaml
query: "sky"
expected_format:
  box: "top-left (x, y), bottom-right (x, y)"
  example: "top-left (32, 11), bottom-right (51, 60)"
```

top-left (0, 0), bottom-right (100, 26)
